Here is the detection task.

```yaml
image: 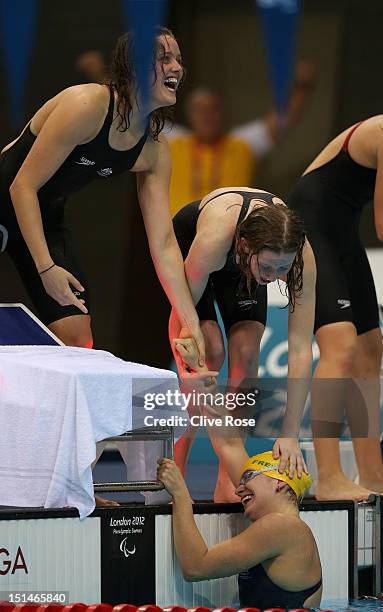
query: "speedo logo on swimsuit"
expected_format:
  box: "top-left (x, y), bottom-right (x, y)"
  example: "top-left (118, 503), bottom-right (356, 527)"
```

top-left (97, 167), bottom-right (113, 178)
top-left (238, 299), bottom-right (257, 308)
top-left (337, 299), bottom-right (351, 309)
top-left (76, 156), bottom-right (95, 166)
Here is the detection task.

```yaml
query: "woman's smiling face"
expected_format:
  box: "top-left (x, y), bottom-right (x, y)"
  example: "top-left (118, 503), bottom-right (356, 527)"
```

top-left (149, 35), bottom-right (184, 108)
top-left (235, 472), bottom-right (279, 520)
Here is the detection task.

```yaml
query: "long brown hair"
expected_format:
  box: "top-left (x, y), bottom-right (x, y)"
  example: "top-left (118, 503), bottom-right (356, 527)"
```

top-left (108, 26), bottom-right (184, 139)
top-left (234, 201), bottom-right (306, 311)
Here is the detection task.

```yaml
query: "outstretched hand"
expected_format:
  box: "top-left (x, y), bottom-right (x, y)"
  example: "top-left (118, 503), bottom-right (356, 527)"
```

top-left (272, 437), bottom-right (308, 478)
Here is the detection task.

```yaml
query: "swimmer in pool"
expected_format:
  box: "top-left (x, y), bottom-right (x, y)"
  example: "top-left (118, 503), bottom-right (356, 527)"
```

top-left (158, 449), bottom-right (322, 610)
top-left (158, 338), bottom-right (322, 610)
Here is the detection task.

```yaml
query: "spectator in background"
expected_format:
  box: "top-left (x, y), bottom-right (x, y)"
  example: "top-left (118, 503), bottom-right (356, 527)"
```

top-left (74, 49), bottom-right (109, 84)
top-left (167, 61), bottom-right (315, 217)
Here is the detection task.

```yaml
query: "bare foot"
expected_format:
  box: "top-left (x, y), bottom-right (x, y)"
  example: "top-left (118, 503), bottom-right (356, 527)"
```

top-left (359, 476), bottom-right (383, 494)
top-left (315, 475), bottom-right (373, 502)
top-left (95, 495), bottom-right (120, 507)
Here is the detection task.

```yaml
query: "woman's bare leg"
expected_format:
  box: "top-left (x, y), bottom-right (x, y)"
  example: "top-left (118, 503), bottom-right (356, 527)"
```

top-left (349, 327), bottom-right (383, 492)
top-left (48, 314), bottom-right (93, 347)
top-left (313, 322), bottom-right (373, 501)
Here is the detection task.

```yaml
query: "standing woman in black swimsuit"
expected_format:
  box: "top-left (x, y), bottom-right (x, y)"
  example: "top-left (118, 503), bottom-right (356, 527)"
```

top-left (170, 186), bottom-right (317, 501)
top-left (287, 117), bottom-right (383, 501)
top-left (0, 27), bottom-right (205, 360)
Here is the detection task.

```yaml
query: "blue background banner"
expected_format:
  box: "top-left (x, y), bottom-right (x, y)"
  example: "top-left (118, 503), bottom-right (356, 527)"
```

top-left (0, 0), bottom-right (38, 130)
top-left (255, 0), bottom-right (301, 114)
top-left (121, 0), bottom-right (169, 112)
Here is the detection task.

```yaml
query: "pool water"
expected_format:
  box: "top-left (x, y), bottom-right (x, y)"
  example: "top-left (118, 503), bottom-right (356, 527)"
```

top-left (320, 598), bottom-right (383, 611)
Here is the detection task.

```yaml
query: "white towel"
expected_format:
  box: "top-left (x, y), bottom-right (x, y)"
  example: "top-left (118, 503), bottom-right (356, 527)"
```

top-left (0, 346), bottom-right (181, 518)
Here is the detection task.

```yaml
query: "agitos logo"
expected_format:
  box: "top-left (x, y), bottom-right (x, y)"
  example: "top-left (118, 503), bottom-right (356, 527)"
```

top-left (0, 547), bottom-right (28, 575)
top-left (119, 538), bottom-right (136, 558)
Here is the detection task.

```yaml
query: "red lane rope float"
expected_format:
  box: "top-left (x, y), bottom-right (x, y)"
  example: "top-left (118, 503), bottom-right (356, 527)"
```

top-left (62, 605), bottom-right (88, 612)
top-left (0, 604), bottom-right (352, 612)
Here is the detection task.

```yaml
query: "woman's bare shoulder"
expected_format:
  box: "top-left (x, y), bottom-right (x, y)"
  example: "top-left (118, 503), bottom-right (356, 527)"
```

top-left (55, 83), bottom-right (109, 114)
top-left (30, 84), bottom-right (109, 137)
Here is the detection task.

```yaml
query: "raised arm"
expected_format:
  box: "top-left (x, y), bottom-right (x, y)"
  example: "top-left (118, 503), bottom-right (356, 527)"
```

top-left (175, 339), bottom-right (249, 487)
top-left (232, 60), bottom-right (315, 156)
top-left (9, 87), bottom-right (104, 312)
top-left (157, 458), bottom-right (285, 581)
top-left (264, 60), bottom-right (316, 143)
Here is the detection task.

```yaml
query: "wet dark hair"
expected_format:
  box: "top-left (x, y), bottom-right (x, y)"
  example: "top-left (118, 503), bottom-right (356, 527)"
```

top-left (234, 201), bottom-right (306, 311)
top-left (108, 26), bottom-right (184, 139)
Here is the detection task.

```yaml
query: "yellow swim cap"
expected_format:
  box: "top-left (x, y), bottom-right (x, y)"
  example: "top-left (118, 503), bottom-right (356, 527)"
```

top-left (241, 451), bottom-right (312, 499)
